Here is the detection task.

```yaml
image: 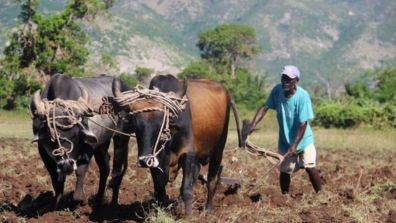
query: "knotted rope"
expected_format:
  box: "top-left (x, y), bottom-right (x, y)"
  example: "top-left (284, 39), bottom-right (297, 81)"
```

top-left (37, 98), bottom-right (93, 158)
top-left (114, 86), bottom-right (188, 118)
top-left (114, 86), bottom-right (188, 168)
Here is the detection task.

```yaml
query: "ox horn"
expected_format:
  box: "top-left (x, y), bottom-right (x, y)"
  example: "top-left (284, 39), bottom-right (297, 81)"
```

top-left (79, 87), bottom-right (89, 101)
top-left (77, 87), bottom-right (93, 115)
top-left (112, 78), bottom-right (122, 98)
top-left (32, 90), bottom-right (45, 116)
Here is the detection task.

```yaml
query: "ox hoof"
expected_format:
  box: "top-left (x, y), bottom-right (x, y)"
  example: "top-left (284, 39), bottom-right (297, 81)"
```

top-left (89, 195), bottom-right (107, 207)
top-left (72, 191), bottom-right (87, 204)
top-left (203, 203), bottom-right (213, 214)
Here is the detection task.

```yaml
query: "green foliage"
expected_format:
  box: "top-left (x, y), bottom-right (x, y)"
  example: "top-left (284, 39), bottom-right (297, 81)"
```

top-left (224, 68), bottom-right (267, 110)
top-left (0, 0), bottom-right (110, 110)
top-left (2, 0), bottom-right (99, 76)
top-left (197, 24), bottom-right (260, 77)
top-left (182, 24), bottom-right (265, 109)
top-left (118, 73), bottom-right (137, 88)
top-left (314, 67), bottom-right (396, 129)
top-left (374, 67), bottom-right (396, 103)
top-left (346, 67), bottom-right (396, 103)
top-left (0, 68), bottom-right (41, 110)
top-left (0, 75), bottom-right (14, 99)
top-left (314, 99), bottom-right (367, 128)
top-left (135, 66), bottom-right (153, 83)
top-left (178, 60), bottom-right (214, 79)
top-left (313, 97), bottom-right (394, 129)
top-left (345, 81), bottom-right (371, 99)
top-left (178, 62), bottom-right (267, 109)
top-left (383, 103), bottom-right (396, 128)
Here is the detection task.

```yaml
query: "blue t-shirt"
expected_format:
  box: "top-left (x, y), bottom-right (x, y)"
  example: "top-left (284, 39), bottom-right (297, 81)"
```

top-left (265, 84), bottom-right (314, 154)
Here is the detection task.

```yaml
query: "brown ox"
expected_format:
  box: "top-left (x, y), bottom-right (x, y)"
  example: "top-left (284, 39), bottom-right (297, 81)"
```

top-left (113, 74), bottom-right (242, 215)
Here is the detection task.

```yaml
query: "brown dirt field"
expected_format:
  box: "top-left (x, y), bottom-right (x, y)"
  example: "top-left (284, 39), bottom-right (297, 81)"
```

top-left (1, 137), bottom-right (395, 223)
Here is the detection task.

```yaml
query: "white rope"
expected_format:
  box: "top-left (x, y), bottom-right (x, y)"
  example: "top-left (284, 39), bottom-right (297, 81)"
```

top-left (41, 99), bottom-right (91, 159)
top-left (114, 86), bottom-right (187, 169)
top-left (114, 86), bottom-right (188, 118)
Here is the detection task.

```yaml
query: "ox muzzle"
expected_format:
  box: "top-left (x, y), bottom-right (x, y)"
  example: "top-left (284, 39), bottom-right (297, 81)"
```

top-left (137, 155), bottom-right (159, 168)
top-left (56, 158), bottom-right (77, 176)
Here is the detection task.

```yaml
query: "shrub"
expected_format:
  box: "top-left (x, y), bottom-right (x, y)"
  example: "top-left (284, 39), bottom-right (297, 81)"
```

top-left (313, 98), bottom-right (394, 129)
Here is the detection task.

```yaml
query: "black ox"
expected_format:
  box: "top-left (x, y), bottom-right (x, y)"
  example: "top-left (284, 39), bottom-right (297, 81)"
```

top-left (30, 74), bottom-right (131, 208)
top-left (113, 74), bottom-right (242, 215)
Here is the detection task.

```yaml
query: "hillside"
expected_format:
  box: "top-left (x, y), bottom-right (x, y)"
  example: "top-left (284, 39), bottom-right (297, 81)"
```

top-left (0, 0), bottom-right (395, 94)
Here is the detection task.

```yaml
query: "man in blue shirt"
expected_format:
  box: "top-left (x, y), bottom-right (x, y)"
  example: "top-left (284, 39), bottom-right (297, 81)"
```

top-left (243, 65), bottom-right (322, 194)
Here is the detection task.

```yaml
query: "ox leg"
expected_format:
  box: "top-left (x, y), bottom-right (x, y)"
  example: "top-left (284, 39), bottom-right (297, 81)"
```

top-left (180, 152), bottom-right (198, 215)
top-left (73, 154), bottom-right (92, 204)
top-left (109, 134), bottom-right (129, 205)
top-left (150, 167), bottom-right (170, 207)
top-left (92, 143), bottom-right (111, 205)
top-left (206, 149), bottom-right (224, 211)
top-left (38, 145), bottom-right (64, 209)
top-left (150, 152), bottom-right (170, 207)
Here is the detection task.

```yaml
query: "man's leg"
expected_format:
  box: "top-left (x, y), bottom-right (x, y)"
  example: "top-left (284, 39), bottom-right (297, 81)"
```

top-left (302, 144), bottom-right (322, 193)
top-left (306, 167), bottom-right (322, 193)
top-left (279, 152), bottom-right (296, 194)
top-left (280, 172), bottom-right (291, 194)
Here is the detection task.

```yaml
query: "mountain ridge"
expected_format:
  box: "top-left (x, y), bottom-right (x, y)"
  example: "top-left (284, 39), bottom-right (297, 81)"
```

top-left (0, 0), bottom-right (395, 93)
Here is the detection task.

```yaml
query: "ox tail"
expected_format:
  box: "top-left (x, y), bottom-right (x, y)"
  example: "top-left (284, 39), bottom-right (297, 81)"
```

top-left (230, 100), bottom-right (243, 148)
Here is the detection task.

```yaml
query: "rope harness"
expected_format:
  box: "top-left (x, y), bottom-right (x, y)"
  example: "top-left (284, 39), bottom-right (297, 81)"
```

top-left (115, 86), bottom-right (188, 168)
top-left (36, 98), bottom-right (93, 159)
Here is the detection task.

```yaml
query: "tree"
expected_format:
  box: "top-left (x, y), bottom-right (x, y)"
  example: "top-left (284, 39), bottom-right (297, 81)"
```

top-left (0, 0), bottom-right (110, 109)
top-left (197, 24), bottom-right (260, 78)
top-left (180, 24), bottom-right (266, 109)
top-left (345, 67), bottom-right (396, 103)
top-left (374, 67), bottom-right (396, 103)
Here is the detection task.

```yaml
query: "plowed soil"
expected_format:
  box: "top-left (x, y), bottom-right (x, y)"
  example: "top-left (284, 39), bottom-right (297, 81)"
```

top-left (1, 137), bottom-right (395, 222)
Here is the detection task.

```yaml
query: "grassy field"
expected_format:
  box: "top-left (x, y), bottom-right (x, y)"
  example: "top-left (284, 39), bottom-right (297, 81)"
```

top-left (0, 110), bottom-right (33, 139)
top-left (1, 108), bottom-right (395, 156)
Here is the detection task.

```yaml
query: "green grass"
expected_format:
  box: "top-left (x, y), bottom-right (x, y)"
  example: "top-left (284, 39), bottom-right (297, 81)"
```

top-left (0, 110), bottom-right (32, 139)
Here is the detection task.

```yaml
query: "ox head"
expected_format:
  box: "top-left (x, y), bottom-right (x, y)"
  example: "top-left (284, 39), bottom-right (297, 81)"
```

top-left (30, 90), bottom-right (96, 176)
top-left (113, 76), bottom-right (188, 169)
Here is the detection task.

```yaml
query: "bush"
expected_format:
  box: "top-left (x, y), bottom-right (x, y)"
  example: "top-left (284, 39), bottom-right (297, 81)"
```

top-left (224, 69), bottom-right (267, 110)
top-left (0, 71), bottom-right (41, 110)
top-left (118, 73), bottom-right (137, 88)
top-left (313, 98), bottom-right (394, 129)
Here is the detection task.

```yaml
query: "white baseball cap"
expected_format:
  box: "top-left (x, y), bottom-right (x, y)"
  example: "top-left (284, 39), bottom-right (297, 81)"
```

top-left (281, 65), bottom-right (300, 79)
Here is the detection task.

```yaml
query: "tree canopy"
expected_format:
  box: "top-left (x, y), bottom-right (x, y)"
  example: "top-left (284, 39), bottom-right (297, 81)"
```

top-left (180, 24), bottom-right (266, 109)
top-left (0, 0), bottom-right (111, 109)
top-left (197, 24), bottom-right (260, 78)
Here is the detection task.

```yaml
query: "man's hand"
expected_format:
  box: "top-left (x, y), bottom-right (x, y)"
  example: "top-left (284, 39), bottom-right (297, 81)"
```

top-left (284, 144), bottom-right (297, 158)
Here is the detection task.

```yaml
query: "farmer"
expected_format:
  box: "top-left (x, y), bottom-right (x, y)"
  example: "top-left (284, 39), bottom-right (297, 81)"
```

top-left (242, 65), bottom-right (322, 194)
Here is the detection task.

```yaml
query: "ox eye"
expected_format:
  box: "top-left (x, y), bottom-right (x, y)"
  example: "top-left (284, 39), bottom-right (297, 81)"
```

top-left (56, 118), bottom-right (75, 128)
top-left (170, 126), bottom-right (180, 134)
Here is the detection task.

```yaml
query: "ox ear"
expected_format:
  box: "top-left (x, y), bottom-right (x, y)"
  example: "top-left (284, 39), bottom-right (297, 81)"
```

top-left (81, 128), bottom-right (97, 145)
top-left (80, 117), bottom-right (97, 145)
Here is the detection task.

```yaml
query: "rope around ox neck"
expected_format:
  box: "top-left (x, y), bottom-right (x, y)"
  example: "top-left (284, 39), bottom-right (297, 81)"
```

top-left (114, 86), bottom-right (187, 169)
top-left (39, 98), bottom-right (93, 159)
top-left (114, 86), bottom-right (188, 118)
